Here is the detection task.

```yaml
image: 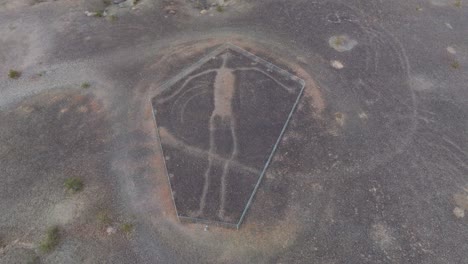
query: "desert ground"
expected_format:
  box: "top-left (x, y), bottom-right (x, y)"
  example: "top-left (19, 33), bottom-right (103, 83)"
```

top-left (0, 0), bottom-right (467, 263)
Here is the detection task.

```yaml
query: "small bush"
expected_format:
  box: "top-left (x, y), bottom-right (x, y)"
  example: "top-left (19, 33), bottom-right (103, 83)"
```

top-left (120, 223), bottom-right (134, 234)
top-left (64, 177), bottom-right (84, 193)
top-left (333, 36), bottom-right (344, 46)
top-left (451, 61), bottom-right (460, 69)
top-left (216, 5), bottom-right (224, 12)
top-left (81, 82), bottom-right (90, 89)
top-left (95, 10), bottom-right (104, 17)
top-left (39, 226), bottom-right (60, 253)
top-left (8, 70), bottom-right (21, 79)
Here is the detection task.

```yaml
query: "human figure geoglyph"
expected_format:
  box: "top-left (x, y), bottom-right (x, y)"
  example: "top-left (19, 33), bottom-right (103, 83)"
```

top-left (197, 52), bottom-right (238, 220)
top-left (157, 50), bottom-right (295, 221)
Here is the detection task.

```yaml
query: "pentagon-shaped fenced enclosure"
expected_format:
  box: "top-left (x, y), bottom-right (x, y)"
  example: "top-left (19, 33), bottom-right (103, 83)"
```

top-left (152, 43), bottom-right (305, 229)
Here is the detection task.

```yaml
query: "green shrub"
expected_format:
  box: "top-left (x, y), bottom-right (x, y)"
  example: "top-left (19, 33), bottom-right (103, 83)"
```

top-left (333, 36), bottom-right (344, 46)
top-left (8, 70), bottom-right (21, 79)
top-left (95, 10), bottom-right (104, 17)
top-left (64, 177), bottom-right (84, 193)
top-left (120, 223), bottom-right (134, 234)
top-left (39, 226), bottom-right (60, 253)
top-left (451, 61), bottom-right (460, 69)
top-left (81, 82), bottom-right (91, 89)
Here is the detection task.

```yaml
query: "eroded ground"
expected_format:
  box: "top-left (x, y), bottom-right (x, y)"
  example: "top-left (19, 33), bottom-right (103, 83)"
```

top-left (0, 0), bottom-right (467, 263)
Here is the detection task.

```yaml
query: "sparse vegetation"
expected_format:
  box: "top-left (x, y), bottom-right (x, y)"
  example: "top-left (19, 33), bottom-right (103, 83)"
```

top-left (216, 5), bottom-right (224, 12)
top-left (109, 14), bottom-right (118, 21)
top-left (97, 211), bottom-right (112, 225)
top-left (39, 226), bottom-right (60, 253)
top-left (81, 82), bottom-right (91, 89)
top-left (455, 0), bottom-right (462, 8)
top-left (95, 10), bottom-right (105, 17)
top-left (8, 70), bottom-right (21, 79)
top-left (451, 61), bottom-right (460, 69)
top-left (333, 36), bottom-right (344, 46)
top-left (120, 223), bottom-right (134, 234)
top-left (64, 177), bottom-right (84, 193)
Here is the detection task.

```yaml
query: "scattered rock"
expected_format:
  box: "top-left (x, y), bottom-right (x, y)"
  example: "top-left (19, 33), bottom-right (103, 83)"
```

top-left (200, 9), bottom-right (207, 14)
top-left (163, 0), bottom-right (177, 15)
top-left (166, 8), bottom-right (176, 15)
top-left (85, 11), bottom-right (98, 17)
top-left (453, 207), bottom-right (465, 218)
top-left (85, 10), bottom-right (107, 17)
top-left (447, 46), bottom-right (456, 54)
top-left (330, 60), bottom-right (344, 69)
top-left (358, 111), bottom-right (368, 120)
top-left (106, 226), bottom-right (117, 235)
